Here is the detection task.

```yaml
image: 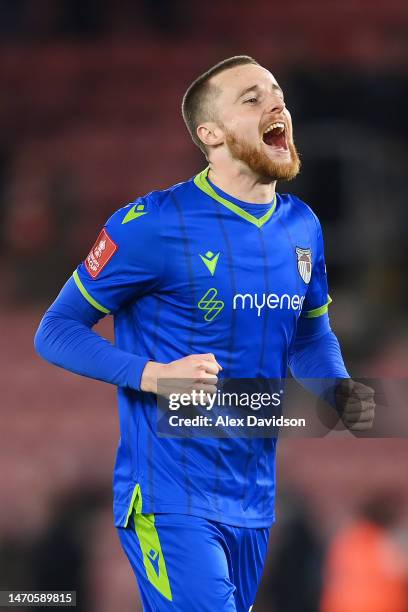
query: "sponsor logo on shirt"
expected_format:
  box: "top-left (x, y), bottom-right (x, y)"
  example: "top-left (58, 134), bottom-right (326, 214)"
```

top-left (198, 288), bottom-right (225, 321)
top-left (233, 292), bottom-right (305, 316)
top-left (85, 228), bottom-right (117, 278)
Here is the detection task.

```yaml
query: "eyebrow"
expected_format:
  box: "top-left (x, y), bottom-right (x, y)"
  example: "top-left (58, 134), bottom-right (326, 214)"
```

top-left (235, 83), bottom-right (284, 102)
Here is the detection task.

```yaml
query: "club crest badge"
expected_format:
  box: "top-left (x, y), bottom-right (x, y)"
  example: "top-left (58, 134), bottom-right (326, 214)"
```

top-left (296, 247), bottom-right (312, 284)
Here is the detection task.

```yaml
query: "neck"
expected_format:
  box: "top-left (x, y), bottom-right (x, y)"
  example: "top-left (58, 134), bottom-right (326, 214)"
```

top-left (207, 160), bottom-right (276, 204)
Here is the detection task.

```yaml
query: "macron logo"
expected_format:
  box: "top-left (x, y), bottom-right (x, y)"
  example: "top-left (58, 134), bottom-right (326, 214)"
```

top-left (233, 292), bottom-right (305, 317)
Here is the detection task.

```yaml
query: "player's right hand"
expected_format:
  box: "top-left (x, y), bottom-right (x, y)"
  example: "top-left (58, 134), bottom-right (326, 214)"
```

top-left (140, 353), bottom-right (222, 396)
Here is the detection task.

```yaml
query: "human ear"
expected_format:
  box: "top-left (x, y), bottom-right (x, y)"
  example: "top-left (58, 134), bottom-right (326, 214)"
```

top-left (196, 122), bottom-right (224, 148)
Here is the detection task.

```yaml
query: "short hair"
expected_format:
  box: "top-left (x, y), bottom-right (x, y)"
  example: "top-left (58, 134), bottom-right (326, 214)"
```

top-left (182, 55), bottom-right (259, 156)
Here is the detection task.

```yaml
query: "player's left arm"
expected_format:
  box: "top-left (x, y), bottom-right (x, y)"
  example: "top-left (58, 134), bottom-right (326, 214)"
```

top-left (289, 215), bottom-right (375, 431)
top-left (289, 315), bottom-right (375, 431)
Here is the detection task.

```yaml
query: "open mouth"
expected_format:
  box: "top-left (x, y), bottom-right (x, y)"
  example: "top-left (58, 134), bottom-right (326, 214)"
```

top-left (262, 122), bottom-right (288, 150)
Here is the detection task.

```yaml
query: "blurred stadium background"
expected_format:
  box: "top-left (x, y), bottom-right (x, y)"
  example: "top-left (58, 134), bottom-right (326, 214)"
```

top-left (0, 1), bottom-right (408, 610)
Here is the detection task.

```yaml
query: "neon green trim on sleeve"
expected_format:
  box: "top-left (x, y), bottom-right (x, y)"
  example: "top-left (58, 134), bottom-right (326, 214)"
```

top-left (72, 270), bottom-right (110, 314)
top-left (194, 167), bottom-right (276, 228)
top-left (302, 296), bottom-right (333, 318)
top-left (133, 512), bottom-right (173, 601)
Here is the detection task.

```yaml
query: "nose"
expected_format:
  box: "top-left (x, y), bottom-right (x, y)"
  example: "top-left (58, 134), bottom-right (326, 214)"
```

top-left (268, 95), bottom-right (285, 115)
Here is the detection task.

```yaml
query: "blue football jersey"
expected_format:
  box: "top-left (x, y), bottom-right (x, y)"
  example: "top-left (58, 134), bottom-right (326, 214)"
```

top-left (73, 167), bottom-right (331, 528)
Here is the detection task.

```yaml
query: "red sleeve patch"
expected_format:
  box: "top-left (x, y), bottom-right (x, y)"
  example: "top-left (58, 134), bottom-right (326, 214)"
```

top-left (85, 228), bottom-right (118, 278)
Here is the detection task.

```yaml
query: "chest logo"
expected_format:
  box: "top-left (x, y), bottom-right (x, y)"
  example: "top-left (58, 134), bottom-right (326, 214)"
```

top-left (198, 288), bottom-right (224, 321)
top-left (199, 250), bottom-right (220, 276)
top-left (296, 247), bottom-right (312, 284)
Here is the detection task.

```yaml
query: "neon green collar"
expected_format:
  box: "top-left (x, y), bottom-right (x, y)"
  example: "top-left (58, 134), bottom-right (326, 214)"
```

top-left (194, 167), bottom-right (277, 228)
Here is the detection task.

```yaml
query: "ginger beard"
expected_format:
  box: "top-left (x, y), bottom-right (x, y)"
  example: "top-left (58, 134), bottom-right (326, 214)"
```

top-left (224, 127), bottom-right (301, 182)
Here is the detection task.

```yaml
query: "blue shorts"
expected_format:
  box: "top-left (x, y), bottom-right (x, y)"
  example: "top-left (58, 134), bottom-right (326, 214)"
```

top-left (117, 512), bottom-right (269, 611)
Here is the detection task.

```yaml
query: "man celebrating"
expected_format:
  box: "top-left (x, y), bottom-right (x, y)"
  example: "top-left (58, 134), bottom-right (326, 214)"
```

top-left (35, 56), bottom-right (375, 611)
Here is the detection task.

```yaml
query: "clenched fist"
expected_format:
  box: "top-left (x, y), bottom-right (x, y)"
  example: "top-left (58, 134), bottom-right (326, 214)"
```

top-left (336, 379), bottom-right (375, 431)
top-left (140, 353), bottom-right (222, 397)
